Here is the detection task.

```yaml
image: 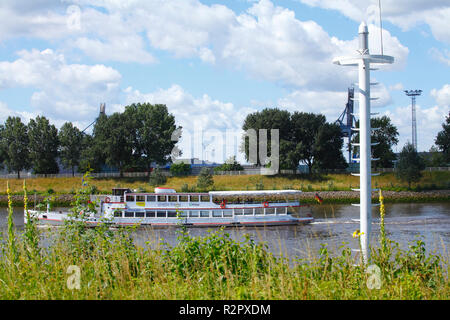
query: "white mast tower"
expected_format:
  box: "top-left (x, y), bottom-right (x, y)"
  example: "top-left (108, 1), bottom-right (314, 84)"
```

top-left (333, 22), bottom-right (394, 262)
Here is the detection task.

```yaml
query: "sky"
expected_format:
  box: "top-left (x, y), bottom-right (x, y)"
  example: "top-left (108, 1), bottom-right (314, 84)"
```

top-left (0, 0), bottom-right (449, 164)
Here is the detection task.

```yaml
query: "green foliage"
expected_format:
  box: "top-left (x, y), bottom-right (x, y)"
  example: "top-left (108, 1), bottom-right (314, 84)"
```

top-left (58, 122), bottom-right (83, 176)
top-left (163, 230), bottom-right (272, 283)
top-left (396, 143), bottom-right (426, 188)
top-left (0, 117), bottom-right (31, 178)
top-left (0, 199), bottom-right (448, 299)
top-left (435, 111), bottom-right (450, 163)
top-left (196, 167), bottom-right (214, 191)
top-left (423, 146), bottom-right (447, 167)
top-left (214, 156), bottom-right (244, 172)
top-left (170, 162), bottom-right (192, 176)
top-left (352, 116), bottom-right (399, 169)
top-left (148, 168), bottom-right (167, 186)
top-left (242, 109), bottom-right (347, 172)
top-left (28, 116), bottom-right (59, 175)
top-left (124, 103), bottom-right (181, 170)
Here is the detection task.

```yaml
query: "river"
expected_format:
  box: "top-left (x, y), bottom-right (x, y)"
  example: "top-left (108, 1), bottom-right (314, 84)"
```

top-left (1, 203), bottom-right (450, 259)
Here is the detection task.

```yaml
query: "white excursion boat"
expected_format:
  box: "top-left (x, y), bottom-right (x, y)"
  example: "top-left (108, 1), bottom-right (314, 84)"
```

top-left (25, 187), bottom-right (313, 227)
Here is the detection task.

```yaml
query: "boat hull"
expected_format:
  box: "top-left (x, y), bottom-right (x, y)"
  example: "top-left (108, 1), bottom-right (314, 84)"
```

top-left (25, 210), bottom-right (313, 228)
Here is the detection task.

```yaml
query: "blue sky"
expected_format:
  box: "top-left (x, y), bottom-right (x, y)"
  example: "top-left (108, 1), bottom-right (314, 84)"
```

top-left (0, 0), bottom-right (449, 163)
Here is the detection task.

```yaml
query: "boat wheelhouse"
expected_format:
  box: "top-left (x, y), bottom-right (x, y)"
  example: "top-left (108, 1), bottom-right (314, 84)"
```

top-left (25, 187), bottom-right (313, 227)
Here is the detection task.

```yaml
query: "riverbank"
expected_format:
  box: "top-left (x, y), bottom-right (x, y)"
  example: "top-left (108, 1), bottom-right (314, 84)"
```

top-left (1, 189), bottom-right (449, 207)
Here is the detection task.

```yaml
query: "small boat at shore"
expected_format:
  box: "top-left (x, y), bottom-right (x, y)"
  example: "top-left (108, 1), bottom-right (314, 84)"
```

top-left (25, 187), bottom-right (313, 227)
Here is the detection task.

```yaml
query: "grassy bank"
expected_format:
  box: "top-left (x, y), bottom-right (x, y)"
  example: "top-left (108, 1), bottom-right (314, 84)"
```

top-left (1, 171), bottom-right (450, 195)
top-left (0, 179), bottom-right (449, 300)
top-left (0, 171), bottom-right (449, 207)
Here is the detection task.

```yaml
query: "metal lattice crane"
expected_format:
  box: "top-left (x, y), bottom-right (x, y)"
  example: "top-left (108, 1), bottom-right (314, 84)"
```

top-left (81, 103), bottom-right (106, 134)
top-left (335, 87), bottom-right (356, 163)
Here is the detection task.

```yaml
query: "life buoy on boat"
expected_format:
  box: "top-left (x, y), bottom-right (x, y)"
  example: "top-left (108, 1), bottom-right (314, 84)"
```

top-left (105, 197), bottom-right (111, 203)
top-left (263, 202), bottom-right (269, 208)
top-left (220, 200), bottom-right (226, 209)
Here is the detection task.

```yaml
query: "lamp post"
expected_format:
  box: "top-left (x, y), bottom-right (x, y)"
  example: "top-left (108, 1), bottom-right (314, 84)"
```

top-left (404, 90), bottom-right (422, 151)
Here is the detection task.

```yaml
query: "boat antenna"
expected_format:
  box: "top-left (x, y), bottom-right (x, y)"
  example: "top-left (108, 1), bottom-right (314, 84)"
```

top-left (378, 0), bottom-right (384, 55)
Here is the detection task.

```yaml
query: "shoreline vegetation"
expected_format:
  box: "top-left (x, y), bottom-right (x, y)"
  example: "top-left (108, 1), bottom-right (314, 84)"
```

top-left (0, 175), bottom-right (448, 300)
top-left (0, 172), bottom-right (449, 207)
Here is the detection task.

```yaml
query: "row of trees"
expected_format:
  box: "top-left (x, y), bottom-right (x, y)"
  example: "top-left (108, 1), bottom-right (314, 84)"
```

top-left (0, 103), bottom-right (180, 178)
top-left (81, 103), bottom-right (180, 176)
top-left (242, 109), bottom-right (348, 173)
top-left (1, 106), bottom-right (447, 178)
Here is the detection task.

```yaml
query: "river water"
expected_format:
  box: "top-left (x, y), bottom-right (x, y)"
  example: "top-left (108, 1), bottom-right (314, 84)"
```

top-left (1, 203), bottom-right (450, 259)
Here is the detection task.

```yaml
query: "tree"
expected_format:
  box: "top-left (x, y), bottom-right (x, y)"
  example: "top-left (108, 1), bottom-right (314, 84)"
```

top-left (170, 162), bottom-right (192, 176)
top-left (197, 167), bottom-right (214, 191)
top-left (313, 123), bottom-right (347, 171)
top-left (101, 112), bottom-right (136, 177)
top-left (241, 109), bottom-right (347, 173)
top-left (423, 146), bottom-right (446, 167)
top-left (241, 108), bottom-right (292, 168)
top-left (435, 111), bottom-right (450, 163)
top-left (148, 168), bottom-right (167, 186)
top-left (124, 103), bottom-right (180, 173)
top-left (58, 122), bottom-right (83, 176)
top-left (214, 156), bottom-right (244, 172)
top-left (28, 116), bottom-right (59, 175)
top-left (0, 117), bottom-right (30, 178)
top-left (352, 116), bottom-right (399, 168)
top-left (396, 142), bottom-right (426, 188)
top-left (78, 134), bottom-right (104, 173)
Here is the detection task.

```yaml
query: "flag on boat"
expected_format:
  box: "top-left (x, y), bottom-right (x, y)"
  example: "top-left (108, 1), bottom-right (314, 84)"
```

top-left (314, 193), bottom-right (323, 204)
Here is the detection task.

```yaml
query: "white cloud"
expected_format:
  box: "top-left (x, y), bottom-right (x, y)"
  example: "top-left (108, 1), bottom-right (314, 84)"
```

top-left (121, 84), bottom-right (256, 163)
top-left (299, 0), bottom-right (450, 44)
top-left (0, 1), bottom-right (409, 91)
top-left (431, 84), bottom-right (450, 107)
top-left (0, 49), bottom-right (122, 122)
top-left (384, 104), bottom-right (448, 152)
top-left (383, 84), bottom-right (450, 152)
top-left (429, 48), bottom-right (450, 67)
top-left (389, 82), bottom-right (404, 91)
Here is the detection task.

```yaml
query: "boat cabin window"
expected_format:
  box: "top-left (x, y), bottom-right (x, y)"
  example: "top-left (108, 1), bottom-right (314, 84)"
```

top-left (255, 208), bottom-right (264, 215)
top-left (136, 195), bottom-right (145, 202)
top-left (200, 210), bottom-right (210, 217)
top-left (179, 210), bottom-right (187, 217)
top-left (179, 195), bottom-right (188, 202)
top-left (145, 211), bottom-right (155, 218)
top-left (147, 195), bottom-right (156, 202)
top-left (276, 207), bottom-right (287, 214)
top-left (189, 210), bottom-right (199, 217)
top-left (158, 195), bottom-right (167, 202)
top-left (265, 208), bottom-right (275, 215)
top-left (190, 195), bottom-right (199, 202)
top-left (200, 195), bottom-right (210, 202)
top-left (168, 195), bottom-right (178, 202)
top-left (212, 210), bottom-right (222, 217)
top-left (167, 210), bottom-right (177, 218)
top-left (234, 209), bottom-right (243, 215)
top-left (114, 210), bottom-right (122, 217)
top-left (125, 211), bottom-right (134, 218)
top-left (126, 195), bottom-right (135, 202)
top-left (223, 210), bottom-right (232, 217)
top-left (135, 212), bottom-right (145, 218)
top-left (157, 211), bottom-right (166, 218)
top-left (244, 208), bottom-right (253, 216)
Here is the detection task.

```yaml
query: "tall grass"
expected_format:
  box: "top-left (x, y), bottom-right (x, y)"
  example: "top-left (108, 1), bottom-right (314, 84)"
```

top-left (0, 182), bottom-right (448, 299)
